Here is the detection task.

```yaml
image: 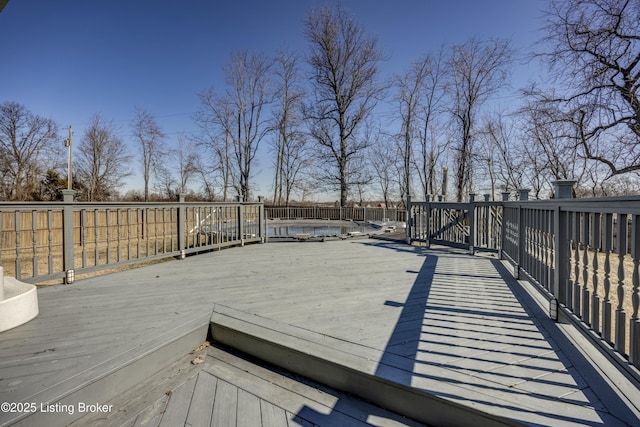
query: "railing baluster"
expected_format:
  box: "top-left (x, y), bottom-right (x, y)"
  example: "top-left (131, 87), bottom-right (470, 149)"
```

top-left (591, 212), bottom-right (601, 333)
top-left (127, 209), bottom-right (132, 261)
top-left (536, 210), bottom-right (543, 286)
top-left (145, 208), bottom-right (151, 256)
top-left (154, 208), bottom-right (159, 255)
top-left (31, 210), bottom-right (38, 277)
top-left (564, 209), bottom-right (573, 308)
top-left (573, 211), bottom-right (581, 316)
top-left (136, 208), bottom-right (142, 258)
top-left (162, 208), bottom-right (167, 253)
top-left (94, 209), bottom-right (99, 266)
top-left (15, 210), bottom-right (21, 279)
top-left (48, 210), bottom-right (54, 275)
top-left (116, 208), bottom-right (122, 262)
top-left (630, 214), bottom-right (640, 367)
top-left (81, 210), bottom-right (87, 268)
top-left (582, 212), bottom-right (590, 324)
top-left (615, 213), bottom-right (627, 355)
top-left (548, 209), bottom-right (555, 294)
top-left (603, 213), bottom-right (613, 344)
top-left (106, 208), bottom-right (111, 264)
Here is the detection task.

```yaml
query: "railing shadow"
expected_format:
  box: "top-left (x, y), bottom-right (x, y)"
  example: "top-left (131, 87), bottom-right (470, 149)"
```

top-left (293, 243), bottom-right (638, 426)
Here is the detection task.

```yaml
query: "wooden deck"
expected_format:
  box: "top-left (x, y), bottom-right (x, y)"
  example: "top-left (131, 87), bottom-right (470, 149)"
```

top-left (0, 238), bottom-right (639, 426)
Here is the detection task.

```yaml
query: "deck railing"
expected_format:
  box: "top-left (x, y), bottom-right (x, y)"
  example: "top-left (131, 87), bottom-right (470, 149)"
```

top-left (0, 191), bottom-right (265, 284)
top-left (407, 181), bottom-right (640, 376)
top-left (265, 205), bottom-right (406, 223)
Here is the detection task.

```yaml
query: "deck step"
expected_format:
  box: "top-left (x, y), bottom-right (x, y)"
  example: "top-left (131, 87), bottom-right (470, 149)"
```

top-left (74, 344), bottom-right (428, 427)
top-left (209, 304), bottom-right (521, 427)
top-left (203, 345), bottom-right (426, 426)
top-left (8, 315), bottom-right (209, 427)
top-left (69, 351), bottom-right (204, 426)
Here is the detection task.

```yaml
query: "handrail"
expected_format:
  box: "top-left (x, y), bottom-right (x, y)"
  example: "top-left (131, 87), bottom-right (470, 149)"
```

top-left (406, 186), bottom-right (640, 377)
top-left (0, 194), bottom-right (266, 285)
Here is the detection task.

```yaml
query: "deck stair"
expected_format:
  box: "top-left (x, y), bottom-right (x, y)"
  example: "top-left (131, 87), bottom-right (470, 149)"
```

top-left (209, 304), bottom-right (524, 427)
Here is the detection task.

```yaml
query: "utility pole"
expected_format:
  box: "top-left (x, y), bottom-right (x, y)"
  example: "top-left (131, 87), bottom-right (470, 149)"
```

top-left (64, 126), bottom-right (73, 190)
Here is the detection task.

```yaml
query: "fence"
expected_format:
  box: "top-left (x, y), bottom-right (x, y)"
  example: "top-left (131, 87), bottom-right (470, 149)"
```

top-left (406, 181), bottom-right (640, 377)
top-left (0, 191), bottom-right (265, 284)
top-left (265, 205), bottom-right (406, 223)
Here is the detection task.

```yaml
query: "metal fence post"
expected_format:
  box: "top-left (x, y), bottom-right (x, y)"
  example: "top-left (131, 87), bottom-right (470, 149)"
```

top-left (62, 190), bottom-right (76, 284)
top-left (177, 194), bottom-right (185, 259)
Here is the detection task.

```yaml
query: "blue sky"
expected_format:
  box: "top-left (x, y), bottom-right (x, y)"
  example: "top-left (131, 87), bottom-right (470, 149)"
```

top-left (0, 0), bottom-right (548, 199)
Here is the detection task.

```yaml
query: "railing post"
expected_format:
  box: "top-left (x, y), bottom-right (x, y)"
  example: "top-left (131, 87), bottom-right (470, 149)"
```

top-left (515, 189), bottom-right (530, 279)
top-left (61, 190), bottom-right (76, 284)
top-left (236, 196), bottom-right (245, 246)
top-left (405, 195), bottom-right (412, 245)
top-left (554, 180), bottom-right (575, 199)
top-left (499, 192), bottom-right (510, 260)
top-left (552, 180), bottom-right (575, 319)
top-left (176, 194), bottom-right (185, 258)
top-left (258, 196), bottom-right (266, 243)
top-left (483, 194), bottom-right (490, 249)
top-left (468, 193), bottom-right (476, 255)
top-left (425, 194), bottom-right (431, 248)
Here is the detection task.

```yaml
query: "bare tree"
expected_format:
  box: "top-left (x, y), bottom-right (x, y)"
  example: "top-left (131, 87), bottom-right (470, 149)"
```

top-left (195, 89), bottom-right (233, 200)
top-left (76, 114), bottom-right (130, 201)
top-left (0, 101), bottom-right (58, 200)
top-left (304, 5), bottom-right (384, 207)
top-left (517, 98), bottom-right (591, 198)
top-left (153, 131), bottom-right (198, 199)
top-left (476, 114), bottom-right (527, 197)
top-left (394, 51), bottom-right (447, 203)
top-left (368, 136), bottom-right (398, 207)
top-left (131, 107), bottom-right (165, 201)
top-left (173, 132), bottom-right (198, 194)
top-left (226, 50), bottom-right (273, 201)
top-left (197, 51), bottom-right (272, 201)
top-left (395, 57), bottom-right (429, 201)
top-left (271, 50), bottom-right (309, 205)
top-left (538, 0), bottom-right (640, 177)
top-left (448, 38), bottom-right (512, 201)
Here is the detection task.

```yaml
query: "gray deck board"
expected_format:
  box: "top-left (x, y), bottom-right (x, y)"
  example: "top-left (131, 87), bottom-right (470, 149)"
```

top-left (1, 239), bottom-right (639, 426)
top-left (211, 380), bottom-right (238, 426)
top-left (184, 370), bottom-right (217, 427)
top-left (237, 388), bottom-right (262, 427)
top-left (158, 375), bottom-right (197, 427)
top-left (260, 399), bottom-right (289, 427)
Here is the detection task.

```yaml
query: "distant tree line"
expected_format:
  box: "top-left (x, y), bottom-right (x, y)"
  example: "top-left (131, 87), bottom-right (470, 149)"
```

top-left (1, 0), bottom-right (638, 203)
